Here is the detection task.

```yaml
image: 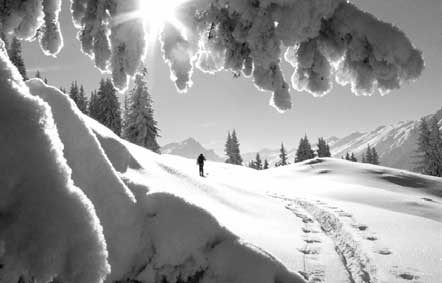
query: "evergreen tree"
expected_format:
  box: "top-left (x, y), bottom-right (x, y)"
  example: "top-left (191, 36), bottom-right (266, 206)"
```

top-left (350, 153), bottom-right (357, 162)
top-left (345, 152), bottom-right (351, 161)
top-left (317, 137), bottom-right (331, 157)
top-left (69, 81), bottom-right (88, 114)
top-left (361, 155), bottom-right (366, 163)
top-left (371, 147), bottom-right (379, 165)
top-left (224, 131), bottom-right (233, 164)
top-left (122, 72), bottom-right (160, 153)
top-left (365, 145), bottom-right (373, 164)
top-left (295, 135), bottom-right (315, 162)
top-left (279, 142), bottom-right (288, 166)
top-left (419, 117), bottom-right (442, 176)
top-left (35, 70), bottom-right (41, 79)
top-left (44, 77), bottom-right (48, 84)
top-left (91, 79), bottom-right (122, 136)
top-left (254, 153), bottom-right (262, 170)
top-left (230, 130), bottom-right (243, 165)
top-left (88, 90), bottom-right (99, 118)
top-left (263, 159), bottom-right (269, 169)
top-left (8, 37), bottom-right (28, 80)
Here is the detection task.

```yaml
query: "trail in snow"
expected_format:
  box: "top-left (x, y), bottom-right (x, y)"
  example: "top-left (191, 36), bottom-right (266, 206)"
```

top-left (270, 195), bottom-right (426, 283)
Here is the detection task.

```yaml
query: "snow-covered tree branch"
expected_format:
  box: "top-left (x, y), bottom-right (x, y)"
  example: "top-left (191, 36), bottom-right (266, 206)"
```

top-left (0, 0), bottom-right (424, 111)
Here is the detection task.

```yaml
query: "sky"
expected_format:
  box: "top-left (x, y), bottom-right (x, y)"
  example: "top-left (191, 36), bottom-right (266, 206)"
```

top-left (23, 0), bottom-right (442, 155)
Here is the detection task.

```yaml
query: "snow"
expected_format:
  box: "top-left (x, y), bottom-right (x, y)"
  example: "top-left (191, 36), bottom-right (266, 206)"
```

top-left (329, 108), bottom-right (442, 171)
top-left (1, 74), bottom-right (440, 282)
top-left (89, 116), bottom-right (441, 283)
top-left (0, 0), bottom-right (424, 111)
top-left (0, 44), bottom-right (109, 283)
top-left (26, 80), bottom-right (304, 282)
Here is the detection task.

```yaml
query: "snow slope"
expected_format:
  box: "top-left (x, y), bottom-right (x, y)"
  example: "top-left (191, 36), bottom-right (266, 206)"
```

top-left (4, 78), bottom-right (440, 283)
top-left (162, 138), bottom-right (223, 162)
top-left (328, 108), bottom-right (442, 171)
top-left (83, 108), bottom-right (441, 282)
top-left (26, 79), bottom-right (304, 283)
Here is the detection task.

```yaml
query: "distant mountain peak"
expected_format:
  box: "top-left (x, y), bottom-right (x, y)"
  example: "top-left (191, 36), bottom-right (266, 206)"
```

top-left (161, 137), bottom-right (223, 162)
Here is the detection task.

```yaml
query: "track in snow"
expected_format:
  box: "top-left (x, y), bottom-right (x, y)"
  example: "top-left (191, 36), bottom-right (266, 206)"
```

top-left (272, 195), bottom-right (383, 283)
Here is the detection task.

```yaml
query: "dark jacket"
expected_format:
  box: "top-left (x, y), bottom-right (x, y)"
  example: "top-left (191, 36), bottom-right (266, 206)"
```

top-left (197, 154), bottom-right (206, 165)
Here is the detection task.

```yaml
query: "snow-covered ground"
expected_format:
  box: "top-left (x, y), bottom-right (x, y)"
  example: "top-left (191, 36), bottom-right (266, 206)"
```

top-left (3, 80), bottom-right (441, 283)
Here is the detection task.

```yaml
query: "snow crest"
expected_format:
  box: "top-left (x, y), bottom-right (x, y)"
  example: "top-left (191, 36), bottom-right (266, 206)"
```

top-left (0, 41), bottom-right (109, 283)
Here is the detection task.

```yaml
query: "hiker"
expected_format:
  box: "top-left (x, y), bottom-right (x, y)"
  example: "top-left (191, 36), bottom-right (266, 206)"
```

top-left (197, 153), bottom-right (206, 177)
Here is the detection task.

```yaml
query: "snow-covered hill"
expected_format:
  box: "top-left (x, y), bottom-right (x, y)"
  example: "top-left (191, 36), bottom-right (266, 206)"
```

top-left (3, 78), bottom-right (441, 283)
top-left (328, 108), bottom-right (442, 171)
top-left (162, 138), bottom-right (223, 162)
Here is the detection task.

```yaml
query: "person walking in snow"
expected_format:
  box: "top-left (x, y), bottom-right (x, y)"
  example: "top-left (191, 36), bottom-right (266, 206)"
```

top-left (197, 153), bottom-right (206, 177)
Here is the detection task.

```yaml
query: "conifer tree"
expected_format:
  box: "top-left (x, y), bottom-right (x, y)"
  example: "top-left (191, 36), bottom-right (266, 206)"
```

top-left (350, 153), bottom-right (357, 162)
top-left (428, 117), bottom-right (442, 176)
top-left (224, 131), bottom-right (233, 164)
top-left (35, 70), bottom-right (41, 79)
top-left (317, 137), bottom-right (331, 157)
top-left (8, 37), bottom-right (28, 80)
top-left (371, 147), bottom-right (380, 165)
top-left (295, 135), bottom-right (315, 162)
top-left (255, 153), bottom-right (262, 170)
top-left (263, 159), bottom-right (269, 170)
top-left (361, 155), bottom-right (366, 163)
top-left (91, 78), bottom-right (122, 136)
top-left (69, 82), bottom-right (89, 114)
top-left (122, 71), bottom-right (161, 153)
top-left (365, 145), bottom-right (373, 164)
top-left (279, 143), bottom-right (288, 166)
top-left (88, 90), bottom-right (99, 118)
top-left (230, 130), bottom-right (243, 165)
top-left (345, 152), bottom-right (351, 161)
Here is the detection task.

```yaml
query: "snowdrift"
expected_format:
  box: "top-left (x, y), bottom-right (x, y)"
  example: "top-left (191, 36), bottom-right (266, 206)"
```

top-left (1, 75), bottom-right (440, 283)
top-left (22, 78), bottom-right (304, 283)
top-left (82, 111), bottom-right (441, 283)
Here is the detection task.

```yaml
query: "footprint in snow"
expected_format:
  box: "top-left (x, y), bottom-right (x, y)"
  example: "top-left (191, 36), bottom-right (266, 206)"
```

top-left (365, 235), bottom-right (377, 241)
top-left (352, 224), bottom-right (368, 231)
top-left (376, 248), bottom-right (392, 255)
top-left (391, 266), bottom-right (422, 281)
top-left (304, 237), bottom-right (322, 244)
top-left (298, 246), bottom-right (320, 255)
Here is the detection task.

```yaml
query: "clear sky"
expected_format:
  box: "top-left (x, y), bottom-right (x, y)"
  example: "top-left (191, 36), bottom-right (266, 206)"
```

top-left (23, 0), bottom-right (442, 155)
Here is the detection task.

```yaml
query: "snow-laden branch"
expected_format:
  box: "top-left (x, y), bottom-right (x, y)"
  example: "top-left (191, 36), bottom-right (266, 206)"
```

top-left (0, 0), bottom-right (424, 110)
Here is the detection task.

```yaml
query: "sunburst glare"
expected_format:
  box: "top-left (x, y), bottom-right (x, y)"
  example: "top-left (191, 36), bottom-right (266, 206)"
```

top-left (137, 0), bottom-right (189, 43)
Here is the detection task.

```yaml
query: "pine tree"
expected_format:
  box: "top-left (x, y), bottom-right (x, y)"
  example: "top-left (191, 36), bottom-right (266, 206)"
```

top-left (69, 81), bottom-right (88, 114)
top-left (35, 70), bottom-right (42, 79)
top-left (263, 159), bottom-right (269, 169)
top-left (8, 37), bottom-right (28, 80)
top-left (371, 147), bottom-right (379, 165)
top-left (317, 137), bottom-right (331, 157)
top-left (415, 118), bottom-right (431, 173)
top-left (255, 153), bottom-right (262, 170)
top-left (361, 155), bottom-right (366, 163)
top-left (91, 78), bottom-right (122, 136)
top-left (230, 130), bottom-right (243, 165)
top-left (365, 145), bottom-right (373, 164)
top-left (345, 152), bottom-right (351, 161)
top-left (427, 117), bottom-right (442, 176)
top-left (122, 72), bottom-right (161, 153)
top-left (88, 90), bottom-right (99, 118)
top-left (224, 131), bottom-right (233, 164)
top-left (279, 142), bottom-right (288, 166)
top-left (350, 153), bottom-right (357, 162)
top-left (295, 135), bottom-right (315, 162)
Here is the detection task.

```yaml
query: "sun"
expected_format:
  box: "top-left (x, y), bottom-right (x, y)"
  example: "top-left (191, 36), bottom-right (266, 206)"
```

top-left (137, 0), bottom-right (188, 41)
